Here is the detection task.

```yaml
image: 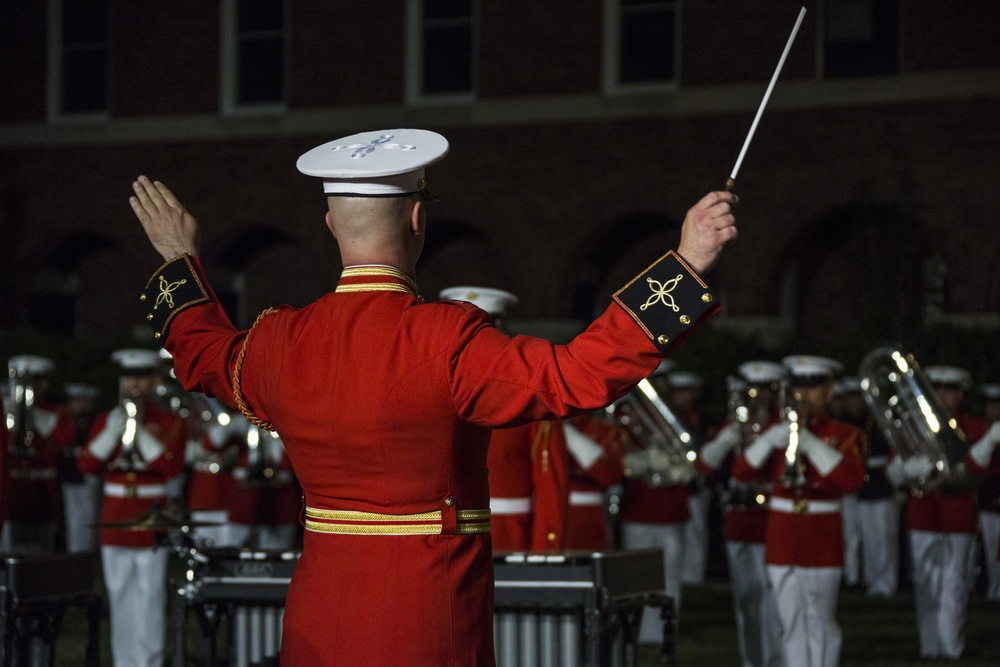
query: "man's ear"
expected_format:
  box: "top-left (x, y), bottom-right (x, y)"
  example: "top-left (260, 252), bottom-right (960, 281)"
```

top-left (325, 210), bottom-right (337, 238)
top-left (408, 200), bottom-right (424, 237)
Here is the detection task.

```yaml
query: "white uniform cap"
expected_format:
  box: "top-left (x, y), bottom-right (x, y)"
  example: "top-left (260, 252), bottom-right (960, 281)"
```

top-left (982, 383), bottom-right (1000, 400)
top-left (782, 355), bottom-right (843, 385)
top-left (64, 383), bottom-right (99, 400)
top-left (439, 286), bottom-right (518, 317)
top-left (835, 376), bottom-right (863, 396)
top-left (111, 349), bottom-right (162, 374)
top-left (924, 365), bottom-right (971, 390)
top-left (666, 371), bottom-right (702, 389)
top-left (649, 359), bottom-right (676, 377)
top-left (738, 360), bottom-right (787, 385)
top-left (297, 129), bottom-right (449, 198)
top-left (8, 355), bottom-right (55, 376)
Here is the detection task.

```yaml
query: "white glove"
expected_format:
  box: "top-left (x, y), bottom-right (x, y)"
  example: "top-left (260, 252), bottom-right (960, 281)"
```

top-left (564, 423), bottom-right (605, 471)
top-left (87, 407), bottom-right (127, 460)
top-left (902, 454), bottom-right (934, 481)
top-left (798, 429), bottom-right (844, 477)
top-left (135, 425), bottom-right (166, 462)
top-left (700, 423), bottom-right (742, 470)
top-left (32, 408), bottom-right (59, 439)
top-left (623, 451), bottom-right (650, 478)
top-left (886, 457), bottom-right (907, 488)
top-left (969, 422), bottom-right (1000, 468)
top-left (743, 424), bottom-right (788, 469)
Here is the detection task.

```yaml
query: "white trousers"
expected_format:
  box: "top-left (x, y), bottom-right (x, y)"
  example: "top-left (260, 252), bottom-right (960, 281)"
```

top-left (909, 530), bottom-right (974, 659)
top-left (621, 521), bottom-right (684, 644)
top-left (841, 494), bottom-right (861, 586)
top-left (101, 545), bottom-right (169, 667)
top-left (726, 541), bottom-right (781, 667)
top-left (62, 476), bottom-right (103, 553)
top-left (767, 565), bottom-right (842, 667)
top-left (857, 497), bottom-right (899, 597)
top-left (979, 511), bottom-right (1000, 602)
top-left (682, 487), bottom-right (712, 585)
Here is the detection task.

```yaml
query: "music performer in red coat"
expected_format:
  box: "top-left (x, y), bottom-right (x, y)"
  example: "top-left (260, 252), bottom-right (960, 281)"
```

top-left (732, 356), bottom-right (865, 667)
top-left (563, 413), bottom-right (626, 550)
top-left (78, 349), bottom-right (188, 667)
top-left (126, 127), bottom-right (737, 667)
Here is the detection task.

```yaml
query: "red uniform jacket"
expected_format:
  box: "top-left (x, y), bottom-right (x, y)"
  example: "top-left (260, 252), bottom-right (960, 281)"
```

top-left (905, 413), bottom-right (988, 534)
top-left (6, 404), bottom-right (76, 523)
top-left (187, 428), bottom-right (237, 511)
top-left (732, 414), bottom-right (865, 567)
top-left (563, 414), bottom-right (625, 549)
top-left (488, 421), bottom-right (569, 552)
top-left (228, 434), bottom-right (300, 526)
top-left (78, 403), bottom-right (187, 547)
top-left (145, 253), bottom-right (717, 667)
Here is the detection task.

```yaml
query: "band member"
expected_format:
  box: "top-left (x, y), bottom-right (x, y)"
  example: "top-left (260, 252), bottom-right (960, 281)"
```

top-left (885, 364), bottom-right (988, 659)
top-left (126, 127), bottom-right (736, 665)
top-left (563, 412), bottom-right (627, 550)
top-left (698, 361), bottom-right (784, 667)
top-left (833, 377), bottom-right (864, 589)
top-left (186, 401), bottom-right (239, 548)
top-left (78, 349), bottom-right (188, 667)
top-left (440, 286), bottom-right (570, 552)
top-left (59, 382), bottom-right (102, 553)
top-left (975, 383), bottom-right (1000, 601)
top-left (732, 355), bottom-right (865, 667)
top-left (2, 355), bottom-right (76, 553)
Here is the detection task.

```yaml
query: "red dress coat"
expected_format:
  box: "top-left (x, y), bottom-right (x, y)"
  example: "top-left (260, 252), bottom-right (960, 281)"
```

top-left (187, 429), bottom-right (237, 512)
top-left (732, 414), bottom-right (865, 567)
top-left (78, 403), bottom-right (187, 547)
top-left (143, 252), bottom-right (718, 667)
top-left (6, 404), bottom-right (76, 523)
top-left (563, 414), bottom-right (626, 550)
top-left (488, 421), bottom-right (569, 552)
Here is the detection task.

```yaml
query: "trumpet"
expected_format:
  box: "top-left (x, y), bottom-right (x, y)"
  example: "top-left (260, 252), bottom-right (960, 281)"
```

top-left (606, 378), bottom-right (698, 487)
top-left (6, 366), bottom-right (38, 459)
top-left (777, 379), bottom-right (807, 489)
top-left (114, 381), bottom-right (145, 471)
top-left (859, 345), bottom-right (968, 494)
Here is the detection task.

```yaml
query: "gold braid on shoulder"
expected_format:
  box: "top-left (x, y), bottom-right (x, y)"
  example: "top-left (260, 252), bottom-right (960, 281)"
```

top-left (232, 307), bottom-right (278, 431)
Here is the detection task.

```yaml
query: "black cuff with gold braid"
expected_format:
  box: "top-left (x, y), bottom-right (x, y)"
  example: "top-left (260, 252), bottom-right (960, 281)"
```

top-left (613, 250), bottom-right (719, 353)
top-left (140, 255), bottom-right (212, 340)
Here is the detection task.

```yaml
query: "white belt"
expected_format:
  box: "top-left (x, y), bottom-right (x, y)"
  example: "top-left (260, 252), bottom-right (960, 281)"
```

top-left (569, 491), bottom-right (604, 507)
top-left (9, 467), bottom-right (57, 481)
top-left (490, 497), bottom-right (533, 515)
top-left (104, 482), bottom-right (167, 498)
top-left (866, 456), bottom-right (888, 467)
top-left (769, 496), bottom-right (841, 515)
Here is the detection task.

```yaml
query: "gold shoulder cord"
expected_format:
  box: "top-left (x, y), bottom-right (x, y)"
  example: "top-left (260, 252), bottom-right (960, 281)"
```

top-left (232, 307), bottom-right (278, 431)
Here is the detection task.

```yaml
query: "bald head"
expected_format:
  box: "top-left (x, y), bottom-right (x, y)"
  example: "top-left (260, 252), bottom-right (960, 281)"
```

top-left (325, 195), bottom-right (425, 272)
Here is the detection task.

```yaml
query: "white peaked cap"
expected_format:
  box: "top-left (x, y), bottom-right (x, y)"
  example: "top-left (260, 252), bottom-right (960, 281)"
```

top-left (924, 365), bottom-right (971, 390)
top-left (982, 383), bottom-right (1000, 400)
top-left (649, 359), bottom-right (676, 377)
top-left (297, 129), bottom-right (449, 197)
top-left (738, 360), bottom-right (787, 385)
top-left (8, 355), bottom-right (55, 376)
top-left (439, 286), bottom-right (518, 317)
top-left (111, 348), bottom-right (162, 373)
top-left (667, 370), bottom-right (702, 389)
top-left (782, 355), bottom-right (844, 383)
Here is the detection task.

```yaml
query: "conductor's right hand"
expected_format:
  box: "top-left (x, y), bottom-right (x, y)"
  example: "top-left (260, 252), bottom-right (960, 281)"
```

top-left (676, 191), bottom-right (738, 275)
top-left (129, 175), bottom-right (201, 262)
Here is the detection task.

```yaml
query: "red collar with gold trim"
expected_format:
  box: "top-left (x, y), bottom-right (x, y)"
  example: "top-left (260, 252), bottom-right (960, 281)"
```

top-left (335, 265), bottom-right (418, 297)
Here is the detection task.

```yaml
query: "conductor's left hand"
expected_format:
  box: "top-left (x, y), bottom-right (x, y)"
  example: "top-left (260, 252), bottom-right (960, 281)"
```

top-left (129, 176), bottom-right (201, 262)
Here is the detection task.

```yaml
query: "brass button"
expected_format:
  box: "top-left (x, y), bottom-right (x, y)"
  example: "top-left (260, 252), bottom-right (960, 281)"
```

top-left (443, 496), bottom-right (455, 507)
top-left (702, 293), bottom-right (713, 303)
top-left (125, 472), bottom-right (136, 482)
top-left (146, 314), bottom-right (153, 321)
top-left (547, 532), bottom-right (557, 542)
top-left (140, 294), bottom-right (146, 301)
top-left (154, 332), bottom-right (161, 339)
top-left (657, 335), bottom-right (669, 345)
top-left (679, 315), bottom-right (691, 325)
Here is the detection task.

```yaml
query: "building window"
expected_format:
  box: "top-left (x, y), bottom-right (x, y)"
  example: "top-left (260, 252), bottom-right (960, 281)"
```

top-left (222, 0), bottom-right (286, 112)
top-left (50, 0), bottom-right (109, 117)
top-left (603, 0), bottom-right (680, 93)
top-left (823, 0), bottom-right (900, 78)
top-left (406, 0), bottom-right (477, 102)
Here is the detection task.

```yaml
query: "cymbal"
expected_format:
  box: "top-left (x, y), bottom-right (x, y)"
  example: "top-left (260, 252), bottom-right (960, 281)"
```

top-left (94, 507), bottom-right (222, 531)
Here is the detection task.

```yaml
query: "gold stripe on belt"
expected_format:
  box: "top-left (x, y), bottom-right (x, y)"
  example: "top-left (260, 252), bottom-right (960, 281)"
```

top-left (304, 506), bottom-right (491, 535)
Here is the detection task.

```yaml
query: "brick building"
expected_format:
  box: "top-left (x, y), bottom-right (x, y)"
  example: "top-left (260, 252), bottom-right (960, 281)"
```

top-left (1, 1), bottom-right (998, 388)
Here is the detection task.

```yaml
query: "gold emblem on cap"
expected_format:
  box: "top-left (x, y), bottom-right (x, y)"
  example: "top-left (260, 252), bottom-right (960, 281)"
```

top-left (418, 177), bottom-right (427, 190)
top-left (466, 292), bottom-right (478, 300)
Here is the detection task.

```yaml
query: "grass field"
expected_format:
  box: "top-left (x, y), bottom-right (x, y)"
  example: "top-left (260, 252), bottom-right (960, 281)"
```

top-left (48, 568), bottom-right (999, 666)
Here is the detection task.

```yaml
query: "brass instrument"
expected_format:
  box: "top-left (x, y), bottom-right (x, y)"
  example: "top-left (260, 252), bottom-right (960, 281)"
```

top-left (113, 380), bottom-right (145, 471)
top-left (242, 422), bottom-right (283, 487)
top-left (859, 345), bottom-right (967, 493)
top-left (6, 366), bottom-right (38, 459)
top-left (606, 378), bottom-right (698, 487)
top-left (777, 379), bottom-right (806, 489)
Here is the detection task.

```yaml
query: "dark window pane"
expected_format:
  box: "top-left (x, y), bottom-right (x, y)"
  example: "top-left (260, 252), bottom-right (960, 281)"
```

top-left (238, 39), bottom-right (284, 103)
top-left (61, 50), bottom-right (107, 113)
top-left (620, 9), bottom-right (674, 83)
top-left (423, 25), bottom-right (472, 94)
top-left (63, 0), bottom-right (107, 44)
top-left (424, 0), bottom-right (473, 21)
top-left (824, 0), bottom-right (899, 78)
top-left (239, 0), bottom-right (283, 32)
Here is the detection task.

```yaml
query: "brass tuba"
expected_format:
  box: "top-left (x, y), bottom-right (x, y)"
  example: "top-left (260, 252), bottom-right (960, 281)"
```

top-left (605, 378), bottom-right (698, 487)
top-left (858, 345), bottom-right (967, 493)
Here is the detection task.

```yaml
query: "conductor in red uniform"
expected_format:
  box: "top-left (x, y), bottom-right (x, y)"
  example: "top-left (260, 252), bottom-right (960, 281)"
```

top-left (126, 128), bottom-right (737, 667)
